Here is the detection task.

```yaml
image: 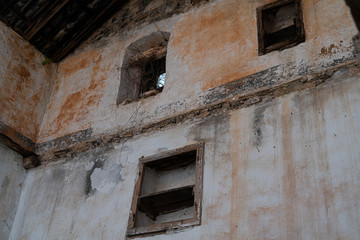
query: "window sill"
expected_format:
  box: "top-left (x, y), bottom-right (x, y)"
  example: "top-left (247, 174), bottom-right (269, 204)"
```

top-left (120, 89), bottom-right (162, 106)
top-left (127, 218), bottom-right (200, 237)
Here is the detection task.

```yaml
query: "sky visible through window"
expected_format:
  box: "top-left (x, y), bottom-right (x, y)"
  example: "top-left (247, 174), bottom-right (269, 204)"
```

top-left (157, 72), bottom-right (166, 88)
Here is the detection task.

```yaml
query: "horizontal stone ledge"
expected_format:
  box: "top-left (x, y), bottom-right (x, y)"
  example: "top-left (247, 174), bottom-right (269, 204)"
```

top-left (34, 60), bottom-right (359, 164)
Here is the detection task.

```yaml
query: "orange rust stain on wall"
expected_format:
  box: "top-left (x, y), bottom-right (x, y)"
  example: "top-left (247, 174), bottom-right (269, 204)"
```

top-left (14, 64), bottom-right (31, 80)
top-left (6, 32), bottom-right (39, 69)
top-left (0, 62), bottom-right (46, 141)
top-left (280, 101), bottom-right (298, 239)
top-left (0, 23), bottom-right (55, 142)
top-left (320, 43), bottom-right (339, 56)
top-left (229, 112), bottom-right (247, 239)
top-left (30, 92), bottom-right (41, 103)
top-left (170, 0), bottom-right (355, 93)
top-left (47, 52), bottom-right (108, 138)
top-left (248, 206), bottom-right (284, 239)
top-left (204, 69), bottom-right (262, 90)
top-left (171, 2), bottom-right (248, 59)
top-left (171, 0), bottom-right (267, 91)
top-left (319, 41), bottom-right (354, 57)
top-left (59, 49), bottom-right (100, 77)
top-left (56, 91), bottom-right (84, 129)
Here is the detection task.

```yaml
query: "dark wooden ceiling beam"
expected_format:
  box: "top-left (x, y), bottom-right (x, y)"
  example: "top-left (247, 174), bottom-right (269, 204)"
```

top-left (0, 0), bottom-right (31, 25)
top-left (0, 0), bottom-right (128, 61)
top-left (24, 0), bottom-right (71, 40)
top-left (52, 0), bottom-right (124, 61)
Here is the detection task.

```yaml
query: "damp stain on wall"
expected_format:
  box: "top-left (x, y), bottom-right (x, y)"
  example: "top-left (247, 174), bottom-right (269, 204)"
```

top-left (252, 102), bottom-right (272, 149)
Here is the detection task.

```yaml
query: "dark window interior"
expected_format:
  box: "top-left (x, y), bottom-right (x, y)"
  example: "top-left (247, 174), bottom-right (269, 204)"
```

top-left (127, 144), bottom-right (204, 237)
top-left (140, 56), bottom-right (166, 95)
top-left (257, 0), bottom-right (305, 55)
top-left (138, 185), bottom-right (194, 220)
top-left (136, 150), bottom-right (196, 224)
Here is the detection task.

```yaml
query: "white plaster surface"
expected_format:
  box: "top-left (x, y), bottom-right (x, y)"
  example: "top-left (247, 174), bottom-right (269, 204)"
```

top-left (9, 74), bottom-right (360, 239)
top-left (2, 1), bottom-right (360, 239)
top-left (0, 143), bottom-right (25, 240)
top-left (90, 163), bottom-right (123, 194)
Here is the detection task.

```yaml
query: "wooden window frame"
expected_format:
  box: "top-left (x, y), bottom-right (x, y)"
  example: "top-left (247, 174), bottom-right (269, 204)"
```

top-left (257, 0), bottom-right (305, 55)
top-left (127, 143), bottom-right (205, 237)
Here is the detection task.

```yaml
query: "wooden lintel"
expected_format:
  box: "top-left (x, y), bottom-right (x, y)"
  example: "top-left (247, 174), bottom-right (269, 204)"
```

top-left (0, 122), bottom-right (39, 169)
top-left (0, 133), bottom-right (33, 157)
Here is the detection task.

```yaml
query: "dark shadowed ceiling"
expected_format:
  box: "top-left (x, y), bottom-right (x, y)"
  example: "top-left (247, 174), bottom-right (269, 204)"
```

top-left (0, 0), bottom-right (125, 62)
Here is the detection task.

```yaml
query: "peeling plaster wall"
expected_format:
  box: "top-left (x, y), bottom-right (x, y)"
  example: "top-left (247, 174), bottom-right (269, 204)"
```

top-left (37, 0), bottom-right (358, 145)
top-left (11, 72), bottom-right (360, 239)
top-left (0, 21), bottom-right (56, 142)
top-left (0, 143), bottom-right (25, 240)
top-left (4, 0), bottom-right (360, 239)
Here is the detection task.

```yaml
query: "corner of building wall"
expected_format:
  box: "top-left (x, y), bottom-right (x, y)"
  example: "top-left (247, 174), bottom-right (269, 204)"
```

top-left (0, 21), bottom-right (59, 161)
top-left (35, 62), bottom-right (59, 144)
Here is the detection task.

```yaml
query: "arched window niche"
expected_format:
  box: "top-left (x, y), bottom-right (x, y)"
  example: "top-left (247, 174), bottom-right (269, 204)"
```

top-left (117, 31), bottom-right (170, 105)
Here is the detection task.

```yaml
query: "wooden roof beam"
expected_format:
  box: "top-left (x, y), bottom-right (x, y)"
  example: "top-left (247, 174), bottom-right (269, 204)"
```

top-left (52, 0), bottom-right (124, 61)
top-left (24, 0), bottom-right (71, 40)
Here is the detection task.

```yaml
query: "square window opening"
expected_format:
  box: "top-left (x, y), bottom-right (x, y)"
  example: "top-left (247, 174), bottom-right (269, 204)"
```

top-left (257, 0), bottom-right (305, 55)
top-left (127, 143), bottom-right (204, 237)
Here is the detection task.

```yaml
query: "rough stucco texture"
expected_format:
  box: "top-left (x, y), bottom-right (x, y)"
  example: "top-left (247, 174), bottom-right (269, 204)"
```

top-left (0, 143), bottom-right (25, 240)
top-left (37, 0), bottom-right (358, 144)
top-left (0, 21), bottom-right (55, 142)
top-left (10, 73), bottom-right (360, 239)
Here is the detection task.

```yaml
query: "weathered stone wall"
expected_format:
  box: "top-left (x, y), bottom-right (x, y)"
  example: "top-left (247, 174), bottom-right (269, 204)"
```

top-left (0, 143), bottom-right (25, 240)
top-left (36, 0), bottom-right (358, 155)
top-left (0, 21), bottom-right (56, 145)
top-left (10, 71), bottom-right (360, 239)
top-left (2, 0), bottom-right (360, 239)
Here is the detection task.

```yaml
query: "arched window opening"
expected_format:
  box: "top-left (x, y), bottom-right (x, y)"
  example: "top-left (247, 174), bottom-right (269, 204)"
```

top-left (117, 31), bottom-right (170, 105)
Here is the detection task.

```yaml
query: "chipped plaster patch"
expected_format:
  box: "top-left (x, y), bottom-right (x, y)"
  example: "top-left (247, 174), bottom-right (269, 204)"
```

top-left (85, 161), bottom-right (95, 171)
top-left (89, 163), bottom-right (123, 195)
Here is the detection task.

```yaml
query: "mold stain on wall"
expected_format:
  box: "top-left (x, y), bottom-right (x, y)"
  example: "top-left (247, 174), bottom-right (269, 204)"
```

top-left (252, 103), bottom-right (270, 150)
